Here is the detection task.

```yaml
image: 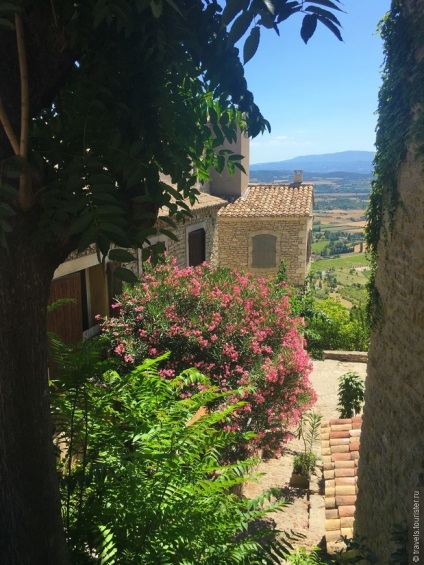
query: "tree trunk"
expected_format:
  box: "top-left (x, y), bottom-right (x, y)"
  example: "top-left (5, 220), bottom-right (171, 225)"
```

top-left (0, 223), bottom-right (70, 564)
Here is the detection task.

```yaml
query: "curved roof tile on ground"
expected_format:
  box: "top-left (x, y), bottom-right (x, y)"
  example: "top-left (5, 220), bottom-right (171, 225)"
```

top-left (218, 184), bottom-right (314, 218)
top-left (321, 416), bottom-right (362, 553)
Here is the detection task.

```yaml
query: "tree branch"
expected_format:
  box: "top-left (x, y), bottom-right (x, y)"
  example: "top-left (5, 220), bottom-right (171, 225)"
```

top-left (0, 97), bottom-right (20, 156)
top-left (15, 12), bottom-right (33, 210)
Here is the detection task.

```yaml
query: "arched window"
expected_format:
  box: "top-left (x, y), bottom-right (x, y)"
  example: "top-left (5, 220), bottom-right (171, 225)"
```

top-left (251, 234), bottom-right (276, 268)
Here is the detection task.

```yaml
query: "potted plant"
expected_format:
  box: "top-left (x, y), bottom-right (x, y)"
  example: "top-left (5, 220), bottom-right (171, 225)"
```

top-left (337, 371), bottom-right (365, 418)
top-left (290, 411), bottom-right (322, 489)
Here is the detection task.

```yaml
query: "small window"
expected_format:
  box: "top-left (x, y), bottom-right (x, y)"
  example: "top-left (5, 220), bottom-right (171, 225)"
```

top-left (188, 228), bottom-right (206, 266)
top-left (252, 234), bottom-right (276, 268)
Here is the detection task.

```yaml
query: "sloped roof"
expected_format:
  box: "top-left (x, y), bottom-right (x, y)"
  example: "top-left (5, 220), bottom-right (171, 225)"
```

top-left (158, 191), bottom-right (227, 217)
top-left (218, 184), bottom-right (314, 218)
top-left (190, 192), bottom-right (228, 210)
top-left (321, 416), bottom-right (362, 553)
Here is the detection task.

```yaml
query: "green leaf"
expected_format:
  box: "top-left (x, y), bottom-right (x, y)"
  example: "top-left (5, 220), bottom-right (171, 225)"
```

top-left (89, 173), bottom-right (114, 185)
top-left (0, 202), bottom-right (15, 217)
top-left (233, 162), bottom-right (246, 174)
top-left (69, 213), bottom-right (93, 235)
top-left (228, 12), bottom-right (253, 44)
top-left (164, 0), bottom-right (182, 16)
top-left (216, 155), bottom-right (225, 174)
top-left (91, 192), bottom-right (119, 204)
top-left (159, 182), bottom-right (183, 202)
top-left (276, 3), bottom-right (301, 23)
top-left (305, 0), bottom-right (343, 12)
top-left (305, 5), bottom-right (341, 27)
top-left (228, 154), bottom-right (245, 162)
top-left (208, 107), bottom-right (218, 125)
top-left (300, 14), bottom-right (317, 44)
top-left (316, 14), bottom-right (343, 41)
top-left (158, 228), bottom-right (178, 241)
top-left (219, 112), bottom-right (229, 126)
top-left (113, 266), bottom-right (139, 284)
top-left (95, 205), bottom-right (125, 216)
top-left (156, 215), bottom-right (176, 228)
top-left (0, 217), bottom-right (12, 233)
top-left (0, 3), bottom-right (21, 13)
top-left (222, 0), bottom-right (249, 27)
top-left (150, 0), bottom-right (163, 18)
top-left (243, 26), bottom-right (260, 65)
top-left (108, 249), bottom-right (136, 262)
top-left (78, 226), bottom-right (97, 252)
top-left (0, 17), bottom-right (14, 30)
top-left (99, 223), bottom-right (132, 246)
top-left (0, 183), bottom-right (18, 199)
top-left (132, 195), bottom-right (152, 204)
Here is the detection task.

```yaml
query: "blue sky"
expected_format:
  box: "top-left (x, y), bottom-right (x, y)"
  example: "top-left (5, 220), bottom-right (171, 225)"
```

top-left (242, 0), bottom-right (391, 164)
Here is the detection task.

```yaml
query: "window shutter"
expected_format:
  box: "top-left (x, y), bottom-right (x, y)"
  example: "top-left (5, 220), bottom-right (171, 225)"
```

top-left (252, 234), bottom-right (276, 268)
top-left (188, 228), bottom-right (206, 266)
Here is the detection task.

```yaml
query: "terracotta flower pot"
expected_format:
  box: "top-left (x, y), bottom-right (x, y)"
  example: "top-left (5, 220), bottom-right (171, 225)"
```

top-left (289, 474), bottom-right (310, 489)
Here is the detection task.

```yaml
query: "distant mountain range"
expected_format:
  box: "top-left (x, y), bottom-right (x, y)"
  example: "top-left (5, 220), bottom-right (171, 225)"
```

top-left (250, 151), bottom-right (375, 175)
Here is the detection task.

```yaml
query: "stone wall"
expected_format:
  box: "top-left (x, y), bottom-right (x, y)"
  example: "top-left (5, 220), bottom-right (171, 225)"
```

top-left (355, 1), bottom-right (424, 559)
top-left (355, 148), bottom-right (424, 559)
top-left (155, 206), bottom-right (221, 268)
top-left (216, 216), bottom-right (312, 285)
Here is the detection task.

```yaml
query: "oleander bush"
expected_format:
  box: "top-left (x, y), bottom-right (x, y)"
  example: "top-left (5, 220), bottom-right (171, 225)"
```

top-left (100, 260), bottom-right (315, 458)
top-left (50, 339), bottom-right (303, 564)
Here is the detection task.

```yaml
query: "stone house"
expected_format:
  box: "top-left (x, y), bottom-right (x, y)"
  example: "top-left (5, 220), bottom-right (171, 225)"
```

top-left (215, 182), bottom-right (313, 285)
top-left (148, 191), bottom-right (227, 267)
top-left (48, 134), bottom-right (313, 345)
top-left (47, 191), bottom-right (227, 345)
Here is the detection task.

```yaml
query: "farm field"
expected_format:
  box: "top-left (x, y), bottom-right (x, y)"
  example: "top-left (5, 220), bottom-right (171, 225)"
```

top-left (311, 239), bottom-right (330, 253)
top-left (311, 252), bottom-right (370, 306)
top-left (311, 253), bottom-right (369, 272)
top-left (313, 208), bottom-right (366, 233)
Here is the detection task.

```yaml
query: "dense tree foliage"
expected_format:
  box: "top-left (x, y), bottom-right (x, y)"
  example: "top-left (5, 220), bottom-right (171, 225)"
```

top-left (51, 340), bottom-right (302, 564)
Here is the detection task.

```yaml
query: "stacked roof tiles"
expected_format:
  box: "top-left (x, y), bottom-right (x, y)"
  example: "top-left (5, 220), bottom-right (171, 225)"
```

top-left (321, 416), bottom-right (362, 553)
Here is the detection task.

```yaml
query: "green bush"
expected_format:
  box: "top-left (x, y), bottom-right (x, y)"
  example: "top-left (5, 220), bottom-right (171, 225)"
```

top-left (306, 298), bottom-right (369, 355)
top-left (50, 339), bottom-right (302, 564)
top-left (287, 547), bottom-right (326, 564)
top-left (101, 261), bottom-right (315, 459)
top-left (293, 411), bottom-right (322, 477)
top-left (292, 452), bottom-right (317, 477)
top-left (337, 372), bottom-right (365, 418)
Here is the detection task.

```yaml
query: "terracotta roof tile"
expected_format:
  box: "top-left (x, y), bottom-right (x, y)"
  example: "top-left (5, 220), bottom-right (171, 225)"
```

top-left (322, 415), bottom-right (363, 553)
top-left (217, 184), bottom-right (314, 218)
top-left (158, 191), bottom-right (227, 217)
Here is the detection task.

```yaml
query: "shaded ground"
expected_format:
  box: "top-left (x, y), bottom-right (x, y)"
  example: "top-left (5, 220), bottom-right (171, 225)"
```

top-left (242, 358), bottom-right (367, 555)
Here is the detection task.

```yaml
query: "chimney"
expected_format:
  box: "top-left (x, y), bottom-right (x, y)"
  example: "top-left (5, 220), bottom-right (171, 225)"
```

top-left (293, 169), bottom-right (303, 184)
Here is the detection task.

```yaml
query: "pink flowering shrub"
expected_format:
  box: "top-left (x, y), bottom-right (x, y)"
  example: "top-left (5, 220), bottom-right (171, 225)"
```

top-left (101, 260), bottom-right (315, 458)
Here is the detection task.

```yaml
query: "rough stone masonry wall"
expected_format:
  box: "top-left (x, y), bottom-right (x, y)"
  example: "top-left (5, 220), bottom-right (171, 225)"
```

top-left (217, 217), bottom-right (311, 285)
top-left (155, 206), bottom-right (220, 268)
top-left (355, 158), bottom-right (424, 556)
top-left (355, 0), bottom-right (424, 559)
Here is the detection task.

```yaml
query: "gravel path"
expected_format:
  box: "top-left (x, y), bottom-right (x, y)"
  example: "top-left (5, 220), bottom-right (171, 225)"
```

top-left (242, 358), bottom-right (367, 554)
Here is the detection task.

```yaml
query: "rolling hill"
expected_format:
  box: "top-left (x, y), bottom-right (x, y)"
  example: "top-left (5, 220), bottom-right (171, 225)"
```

top-left (250, 150), bottom-right (375, 174)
